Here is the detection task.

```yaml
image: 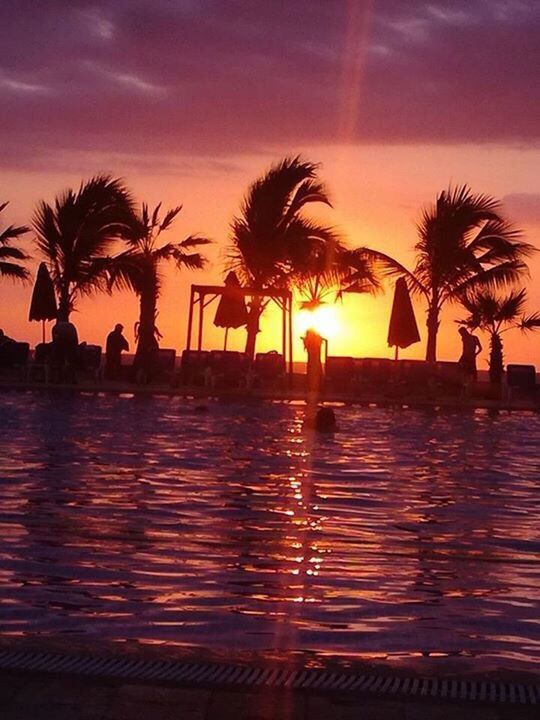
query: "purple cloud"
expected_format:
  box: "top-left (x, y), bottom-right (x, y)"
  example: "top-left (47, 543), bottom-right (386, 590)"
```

top-left (1, 0), bottom-right (539, 170)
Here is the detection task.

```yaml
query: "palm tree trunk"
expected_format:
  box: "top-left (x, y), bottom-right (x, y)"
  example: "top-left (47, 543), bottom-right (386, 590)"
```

top-left (489, 332), bottom-right (504, 385)
top-left (425, 305), bottom-right (439, 363)
top-left (135, 274), bottom-right (158, 381)
top-left (244, 296), bottom-right (262, 362)
top-left (137, 287), bottom-right (157, 353)
top-left (57, 287), bottom-right (71, 321)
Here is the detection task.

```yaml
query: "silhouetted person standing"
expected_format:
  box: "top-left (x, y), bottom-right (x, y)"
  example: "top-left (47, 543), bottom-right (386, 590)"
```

top-left (458, 327), bottom-right (482, 383)
top-left (105, 324), bottom-right (129, 381)
top-left (303, 328), bottom-right (323, 395)
top-left (52, 317), bottom-right (79, 383)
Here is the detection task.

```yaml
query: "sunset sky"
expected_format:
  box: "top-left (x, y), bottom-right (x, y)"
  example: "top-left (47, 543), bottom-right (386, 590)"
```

top-left (1, 0), bottom-right (539, 366)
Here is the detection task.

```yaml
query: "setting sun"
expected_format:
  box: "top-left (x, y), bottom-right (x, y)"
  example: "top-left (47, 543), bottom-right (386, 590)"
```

top-left (296, 303), bottom-right (341, 340)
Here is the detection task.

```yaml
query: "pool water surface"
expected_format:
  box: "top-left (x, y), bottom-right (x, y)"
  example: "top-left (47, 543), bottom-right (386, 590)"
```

top-left (0, 392), bottom-right (538, 673)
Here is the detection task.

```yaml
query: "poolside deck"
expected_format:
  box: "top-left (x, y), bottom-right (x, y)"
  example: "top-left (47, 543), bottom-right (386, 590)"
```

top-left (0, 640), bottom-right (537, 720)
top-left (2, 668), bottom-right (536, 719)
top-left (0, 376), bottom-right (538, 412)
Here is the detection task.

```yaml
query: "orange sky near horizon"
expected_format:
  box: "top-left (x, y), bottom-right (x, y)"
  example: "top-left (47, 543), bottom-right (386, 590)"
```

top-left (1, 142), bottom-right (539, 369)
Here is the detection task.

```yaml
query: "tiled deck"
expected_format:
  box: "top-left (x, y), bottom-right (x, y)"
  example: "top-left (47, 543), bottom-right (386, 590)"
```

top-left (1, 670), bottom-right (537, 720)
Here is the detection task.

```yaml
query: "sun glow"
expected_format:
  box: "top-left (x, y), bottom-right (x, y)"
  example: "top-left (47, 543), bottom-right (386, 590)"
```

top-left (296, 304), bottom-right (341, 340)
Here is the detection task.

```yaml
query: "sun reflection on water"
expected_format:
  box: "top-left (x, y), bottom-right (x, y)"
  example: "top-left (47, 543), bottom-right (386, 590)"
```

top-left (0, 394), bottom-right (538, 673)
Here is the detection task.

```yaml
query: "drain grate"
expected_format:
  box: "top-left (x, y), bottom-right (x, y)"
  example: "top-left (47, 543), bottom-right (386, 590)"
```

top-left (0, 649), bottom-right (537, 705)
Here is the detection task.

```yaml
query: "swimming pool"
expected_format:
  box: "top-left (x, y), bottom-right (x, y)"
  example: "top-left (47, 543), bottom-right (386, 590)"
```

top-left (0, 391), bottom-right (538, 674)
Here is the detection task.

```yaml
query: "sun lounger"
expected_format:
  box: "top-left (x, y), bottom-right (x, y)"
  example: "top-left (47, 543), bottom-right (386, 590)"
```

top-left (325, 356), bottom-right (356, 392)
top-left (506, 364), bottom-right (537, 403)
top-left (434, 361), bottom-right (461, 395)
top-left (155, 348), bottom-right (176, 383)
top-left (78, 344), bottom-right (102, 381)
top-left (181, 350), bottom-right (211, 386)
top-left (354, 358), bottom-right (395, 390)
top-left (209, 350), bottom-right (248, 389)
top-left (253, 351), bottom-right (285, 388)
top-left (25, 342), bottom-right (53, 382)
top-left (0, 341), bottom-right (29, 380)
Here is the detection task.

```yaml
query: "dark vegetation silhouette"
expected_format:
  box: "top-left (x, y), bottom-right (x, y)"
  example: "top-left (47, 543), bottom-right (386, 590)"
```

top-left (227, 156), bottom-right (342, 359)
top-left (33, 176), bottom-right (135, 320)
top-left (107, 203), bottom-right (210, 367)
top-left (1, 166), bottom-right (537, 378)
top-left (227, 155), bottom-right (389, 357)
top-left (0, 201), bottom-right (29, 282)
top-left (376, 186), bottom-right (534, 362)
top-left (460, 289), bottom-right (540, 384)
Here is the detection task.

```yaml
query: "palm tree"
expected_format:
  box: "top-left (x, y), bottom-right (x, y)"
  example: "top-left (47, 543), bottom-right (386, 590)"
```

top-left (228, 156), bottom-right (348, 359)
top-left (0, 202), bottom-right (30, 282)
top-left (108, 203), bottom-right (210, 362)
top-left (459, 289), bottom-right (539, 385)
top-left (33, 175), bottom-right (136, 320)
top-left (378, 186), bottom-right (534, 362)
top-left (295, 244), bottom-right (381, 310)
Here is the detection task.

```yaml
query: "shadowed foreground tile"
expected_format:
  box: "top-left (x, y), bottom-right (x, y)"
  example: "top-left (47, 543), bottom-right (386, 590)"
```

top-left (7, 676), bottom-right (115, 719)
top-left (106, 685), bottom-right (209, 720)
top-left (0, 679), bottom-right (27, 706)
top-left (206, 689), bottom-right (305, 720)
top-left (403, 702), bottom-right (500, 720)
top-left (1, 703), bottom-right (104, 720)
top-left (306, 694), bottom-right (404, 719)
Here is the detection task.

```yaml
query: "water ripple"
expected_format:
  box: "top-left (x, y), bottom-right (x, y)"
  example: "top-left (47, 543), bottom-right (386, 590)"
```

top-left (0, 392), bottom-right (538, 672)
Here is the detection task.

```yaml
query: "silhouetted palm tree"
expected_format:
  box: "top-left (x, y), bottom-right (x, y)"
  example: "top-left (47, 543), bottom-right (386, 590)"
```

top-left (108, 203), bottom-right (209, 361)
top-left (228, 156), bottom-right (345, 359)
top-left (295, 243), bottom-right (381, 310)
top-left (460, 289), bottom-right (539, 384)
top-left (0, 202), bottom-right (30, 282)
top-left (33, 176), bottom-right (135, 320)
top-left (380, 186), bottom-right (534, 362)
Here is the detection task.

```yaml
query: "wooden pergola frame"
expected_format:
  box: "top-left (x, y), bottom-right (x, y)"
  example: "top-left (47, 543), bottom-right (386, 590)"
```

top-left (185, 284), bottom-right (294, 378)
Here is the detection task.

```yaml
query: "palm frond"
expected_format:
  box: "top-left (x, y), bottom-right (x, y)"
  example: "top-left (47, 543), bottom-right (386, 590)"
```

top-left (359, 247), bottom-right (425, 295)
top-left (458, 287), bottom-right (538, 338)
top-left (32, 176), bottom-right (136, 311)
top-left (151, 202), bottom-right (163, 229)
top-left (228, 156), bottom-right (338, 293)
top-left (172, 251), bottom-right (206, 271)
top-left (177, 235), bottom-right (212, 249)
top-left (0, 261), bottom-right (30, 281)
top-left (0, 245), bottom-right (29, 261)
top-left (0, 201), bottom-right (30, 282)
top-left (0, 224), bottom-right (30, 244)
top-left (452, 260), bottom-right (529, 299)
top-left (159, 206), bottom-right (182, 233)
top-left (519, 312), bottom-right (540, 331)
top-left (494, 288), bottom-right (528, 321)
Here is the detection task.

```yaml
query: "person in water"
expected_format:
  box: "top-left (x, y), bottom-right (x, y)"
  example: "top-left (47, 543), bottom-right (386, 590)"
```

top-left (105, 323), bottom-right (129, 381)
top-left (458, 327), bottom-right (482, 382)
top-left (315, 406), bottom-right (337, 432)
top-left (303, 328), bottom-right (323, 394)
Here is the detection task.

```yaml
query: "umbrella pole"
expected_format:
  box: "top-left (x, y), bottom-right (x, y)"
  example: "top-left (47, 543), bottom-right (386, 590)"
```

top-left (394, 346), bottom-right (399, 361)
top-left (224, 327), bottom-right (229, 351)
top-left (42, 320), bottom-right (46, 345)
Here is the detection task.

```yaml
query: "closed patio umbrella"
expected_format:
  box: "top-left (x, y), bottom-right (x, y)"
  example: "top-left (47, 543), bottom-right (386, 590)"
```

top-left (29, 262), bottom-right (57, 343)
top-left (387, 277), bottom-right (420, 360)
top-left (214, 271), bottom-right (248, 350)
